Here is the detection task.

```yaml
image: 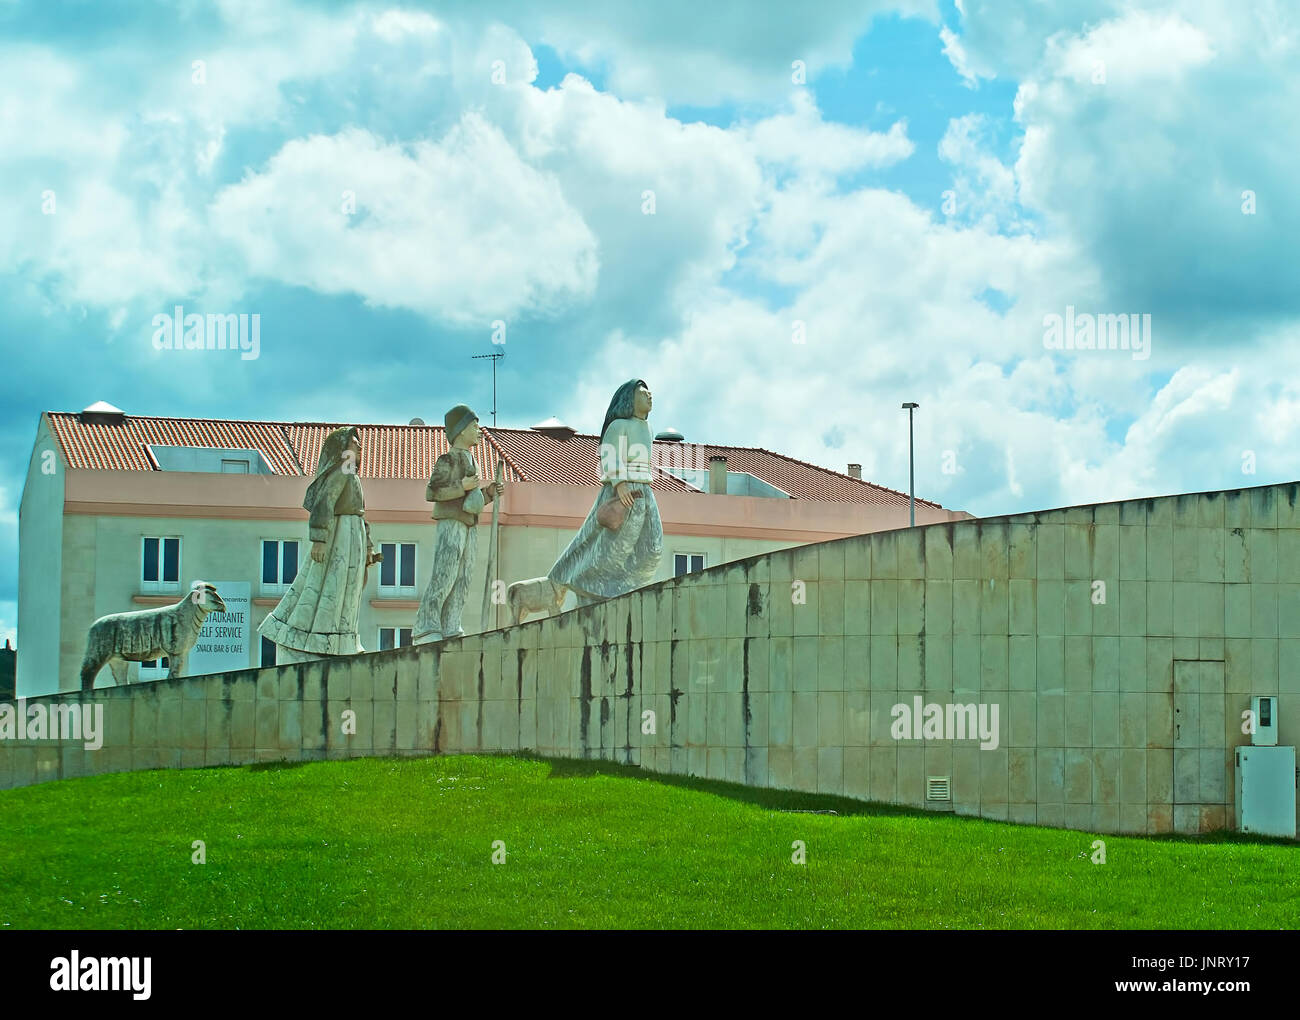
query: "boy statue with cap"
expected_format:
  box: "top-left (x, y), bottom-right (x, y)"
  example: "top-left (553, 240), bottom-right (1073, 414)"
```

top-left (413, 404), bottom-right (505, 644)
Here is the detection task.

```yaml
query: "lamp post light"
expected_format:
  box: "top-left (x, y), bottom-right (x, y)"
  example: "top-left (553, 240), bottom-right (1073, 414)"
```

top-left (901, 402), bottom-right (919, 527)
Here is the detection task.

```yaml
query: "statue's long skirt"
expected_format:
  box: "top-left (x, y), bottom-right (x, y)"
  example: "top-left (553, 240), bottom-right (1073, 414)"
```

top-left (258, 514), bottom-right (367, 656)
top-left (548, 481), bottom-right (663, 601)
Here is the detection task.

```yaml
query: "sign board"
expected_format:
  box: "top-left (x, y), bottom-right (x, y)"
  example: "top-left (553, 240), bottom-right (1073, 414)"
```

top-left (186, 581), bottom-right (252, 676)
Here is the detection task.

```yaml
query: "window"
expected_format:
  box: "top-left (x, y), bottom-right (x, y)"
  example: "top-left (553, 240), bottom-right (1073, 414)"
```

top-left (378, 627), bottom-right (413, 650)
top-left (260, 636), bottom-right (277, 667)
top-left (674, 553), bottom-right (706, 577)
top-left (221, 459), bottom-right (250, 473)
top-left (139, 656), bottom-right (170, 680)
top-left (378, 542), bottom-right (417, 591)
top-left (142, 537), bottom-right (181, 591)
top-left (261, 540), bottom-right (299, 590)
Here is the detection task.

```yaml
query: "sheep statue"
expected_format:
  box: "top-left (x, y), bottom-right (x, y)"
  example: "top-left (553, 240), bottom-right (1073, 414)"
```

top-left (505, 576), bottom-right (569, 626)
top-left (80, 581), bottom-right (228, 690)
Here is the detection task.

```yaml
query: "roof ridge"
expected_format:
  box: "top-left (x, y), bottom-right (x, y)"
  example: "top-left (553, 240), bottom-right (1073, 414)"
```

top-left (276, 424), bottom-right (306, 474)
top-left (47, 411), bottom-right (464, 430)
top-left (481, 428), bottom-right (529, 482)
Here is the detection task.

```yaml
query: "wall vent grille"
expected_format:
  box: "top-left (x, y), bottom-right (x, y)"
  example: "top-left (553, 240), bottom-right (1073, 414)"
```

top-left (926, 776), bottom-right (952, 801)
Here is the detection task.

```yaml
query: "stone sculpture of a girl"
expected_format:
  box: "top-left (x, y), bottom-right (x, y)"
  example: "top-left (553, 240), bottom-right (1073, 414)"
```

top-left (547, 379), bottom-right (663, 605)
top-left (258, 426), bottom-right (380, 663)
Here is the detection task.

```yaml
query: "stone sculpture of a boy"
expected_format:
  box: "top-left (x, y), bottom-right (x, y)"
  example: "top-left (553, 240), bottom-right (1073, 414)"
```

top-left (413, 405), bottom-right (504, 644)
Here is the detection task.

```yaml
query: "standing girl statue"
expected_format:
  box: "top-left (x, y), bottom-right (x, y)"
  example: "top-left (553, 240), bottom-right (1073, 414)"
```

top-left (548, 379), bottom-right (663, 605)
top-left (258, 426), bottom-right (380, 662)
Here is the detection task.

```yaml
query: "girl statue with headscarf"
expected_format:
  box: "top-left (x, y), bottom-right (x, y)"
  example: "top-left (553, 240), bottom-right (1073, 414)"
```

top-left (258, 426), bottom-right (380, 662)
top-left (547, 379), bottom-right (663, 605)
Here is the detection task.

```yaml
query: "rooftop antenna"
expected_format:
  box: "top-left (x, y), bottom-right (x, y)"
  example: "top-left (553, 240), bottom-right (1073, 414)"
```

top-left (471, 351), bottom-right (505, 427)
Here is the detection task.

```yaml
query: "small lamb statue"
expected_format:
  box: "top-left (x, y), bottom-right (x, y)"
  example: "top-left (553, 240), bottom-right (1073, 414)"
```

top-left (505, 577), bottom-right (568, 626)
top-left (80, 581), bottom-right (228, 690)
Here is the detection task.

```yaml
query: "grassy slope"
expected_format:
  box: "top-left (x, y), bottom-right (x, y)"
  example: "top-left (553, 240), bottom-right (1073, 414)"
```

top-left (0, 755), bottom-right (1294, 929)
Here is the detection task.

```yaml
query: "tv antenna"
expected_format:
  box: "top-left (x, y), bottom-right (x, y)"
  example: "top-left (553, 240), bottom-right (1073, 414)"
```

top-left (471, 350), bottom-right (505, 427)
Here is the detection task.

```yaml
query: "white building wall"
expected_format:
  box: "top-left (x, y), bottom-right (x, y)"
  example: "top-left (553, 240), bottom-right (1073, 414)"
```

top-left (17, 417), bottom-right (65, 698)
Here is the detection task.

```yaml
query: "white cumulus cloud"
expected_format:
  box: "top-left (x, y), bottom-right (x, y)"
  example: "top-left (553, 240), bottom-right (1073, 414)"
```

top-left (210, 118), bottom-right (599, 325)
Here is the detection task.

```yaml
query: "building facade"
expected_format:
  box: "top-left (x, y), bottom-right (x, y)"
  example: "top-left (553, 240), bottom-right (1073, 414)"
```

top-left (17, 405), bottom-right (968, 697)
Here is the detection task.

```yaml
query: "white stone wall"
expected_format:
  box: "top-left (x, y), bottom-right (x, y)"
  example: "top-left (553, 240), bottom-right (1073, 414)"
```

top-left (5, 482), bottom-right (1299, 837)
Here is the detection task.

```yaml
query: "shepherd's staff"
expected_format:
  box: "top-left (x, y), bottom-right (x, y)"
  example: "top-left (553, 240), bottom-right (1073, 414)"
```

top-left (480, 459), bottom-right (505, 632)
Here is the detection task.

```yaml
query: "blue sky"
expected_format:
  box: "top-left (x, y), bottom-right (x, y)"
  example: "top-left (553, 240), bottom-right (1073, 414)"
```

top-left (3, 0), bottom-right (1300, 646)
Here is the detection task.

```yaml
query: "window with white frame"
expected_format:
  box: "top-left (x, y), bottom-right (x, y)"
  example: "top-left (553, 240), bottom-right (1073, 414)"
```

top-left (378, 542), bottom-right (417, 593)
top-left (141, 536), bottom-right (181, 592)
top-left (261, 539), bottom-right (300, 592)
top-left (674, 553), bottom-right (706, 577)
top-left (139, 656), bottom-right (170, 680)
top-left (378, 627), bottom-right (413, 650)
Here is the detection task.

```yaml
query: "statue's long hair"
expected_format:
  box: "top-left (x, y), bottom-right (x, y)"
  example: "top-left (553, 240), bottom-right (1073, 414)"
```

top-left (303, 426), bottom-right (358, 512)
top-left (601, 379), bottom-right (647, 441)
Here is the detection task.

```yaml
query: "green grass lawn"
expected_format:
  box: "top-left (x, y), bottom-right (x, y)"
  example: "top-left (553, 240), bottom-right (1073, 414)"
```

top-left (0, 754), bottom-right (1294, 929)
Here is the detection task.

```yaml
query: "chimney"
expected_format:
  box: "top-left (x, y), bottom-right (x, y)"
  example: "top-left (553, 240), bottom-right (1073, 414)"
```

top-left (708, 455), bottom-right (727, 495)
top-left (80, 400), bottom-right (126, 426)
top-left (531, 417), bottom-right (576, 440)
top-left (847, 463), bottom-right (862, 480)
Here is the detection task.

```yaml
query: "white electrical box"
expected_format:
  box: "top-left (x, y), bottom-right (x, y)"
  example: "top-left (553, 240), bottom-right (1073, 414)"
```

top-left (1251, 696), bottom-right (1278, 746)
top-left (1235, 746), bottom-right (1296, 837)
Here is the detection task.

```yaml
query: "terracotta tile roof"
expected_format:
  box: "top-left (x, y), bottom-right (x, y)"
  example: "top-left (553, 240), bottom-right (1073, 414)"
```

top-left (44, 412), bottom-right (945, 507)
top-left (282, 424), bottom-right (523, 483)
top-left (47, 413), bottom-right (529, 484)
top-left (649, 440), bottom-right (941, 509)
top-left (47, 414), bottom-right (303, 474)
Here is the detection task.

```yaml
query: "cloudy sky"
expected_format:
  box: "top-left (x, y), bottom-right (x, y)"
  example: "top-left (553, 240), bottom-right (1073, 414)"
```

top-left (2, 0), bottom-right (1298, 645)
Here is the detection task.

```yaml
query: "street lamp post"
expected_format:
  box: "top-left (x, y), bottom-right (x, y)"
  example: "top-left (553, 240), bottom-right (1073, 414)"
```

top-left (901, 402), bottom-right (919, 527)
